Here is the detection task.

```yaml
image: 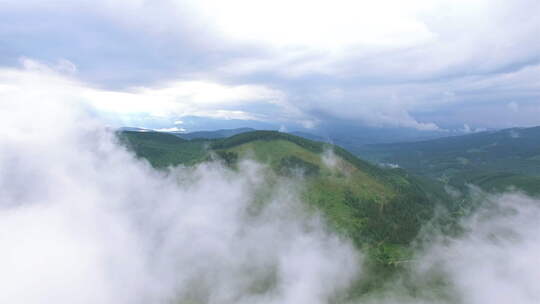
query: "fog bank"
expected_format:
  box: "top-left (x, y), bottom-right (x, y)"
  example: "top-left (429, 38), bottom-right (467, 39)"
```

top-left (361, 191), bottom-right (540, 304)
top-left (0, 79), bottom-right (359, 304)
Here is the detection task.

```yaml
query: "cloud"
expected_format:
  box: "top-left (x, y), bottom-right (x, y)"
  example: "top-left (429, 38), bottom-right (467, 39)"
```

top-left (191, 0), bottom-right (435, 51)
top-left (417, 192), bottom-right (540, 304)
top-left (188, 0), bottom-right (540, 130)
top-left (154, 127), bottom-right (186, 132)
top-left (19, 57), bottom-right (77, 74)
top-left (0, 69), bottom-right (360, 304)
top-left (357, 190), bottom-right (540, 303)
top-left (508, 101), bottom-right (520, 112)
top-left (509, 129), bottom-right (520, 138)
top-left (0, 60), bottom-right (296, 128)
top-left (205, 0), bottom-right (540, 83)
top-left (458, 123), bottom-right (486, 133)
top-left (86, 80), bottom-right (283, 117)
top-left (2, 0), bottom-right (540, 131)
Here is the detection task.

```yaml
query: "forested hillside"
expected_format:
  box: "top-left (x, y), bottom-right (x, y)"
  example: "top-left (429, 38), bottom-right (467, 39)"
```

top-left (118, 130), bottom-right (449, 285)
top-left (356, 127), bottom-right (540, 195)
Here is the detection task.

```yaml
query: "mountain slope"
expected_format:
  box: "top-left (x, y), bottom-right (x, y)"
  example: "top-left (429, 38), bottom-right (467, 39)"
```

top-left (213, 132), bottom-right (434, 246)
top-left (119, 130), bottom-right (444, 272)
top-left (356, 126), bottom-right (540, 194)
top-left (118, 131), bottom-right (208, 167)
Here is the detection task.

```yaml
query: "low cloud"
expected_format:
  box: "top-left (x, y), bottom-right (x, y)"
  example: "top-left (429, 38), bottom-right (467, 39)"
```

top-left (359, 191), bottom-right (540, 303)
top-left (0, 78), bottom-right (359, 304)
top-left (154, 127), bottom-right (186, 132)
top-left (419, 192), bottom-right (540, 304)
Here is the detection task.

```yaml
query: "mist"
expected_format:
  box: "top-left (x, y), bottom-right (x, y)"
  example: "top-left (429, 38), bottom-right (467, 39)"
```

top-left (0, 78), bottom-right (359, 304)
top-left (420, 192), bottom-right (540, 304)
top-left (2, 69), bottom-right (540, 304)
top-left (359, 191), bottom-right (540, 304)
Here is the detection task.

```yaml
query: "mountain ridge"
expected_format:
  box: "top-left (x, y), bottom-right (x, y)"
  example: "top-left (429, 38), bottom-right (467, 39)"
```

top-left (118, 130), bottom-right (446, 273)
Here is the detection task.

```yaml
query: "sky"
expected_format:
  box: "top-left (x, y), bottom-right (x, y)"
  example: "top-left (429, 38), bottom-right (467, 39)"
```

top-left (1, 0), bottom-right (539, 133)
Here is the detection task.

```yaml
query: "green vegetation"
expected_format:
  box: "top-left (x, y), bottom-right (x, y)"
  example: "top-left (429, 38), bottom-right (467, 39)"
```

top-left (356, 127), bottom-right (540, 196)
top-left (449, 171), bottom-right (540, 196)
top-left (210, 130), bottom-right (325, 152)
top-left (117, 131), bottom-right (208, 167)
top-left (118, 130), bottom-right (445, 279)
top-left (118, 126), bottom-right (540, 300)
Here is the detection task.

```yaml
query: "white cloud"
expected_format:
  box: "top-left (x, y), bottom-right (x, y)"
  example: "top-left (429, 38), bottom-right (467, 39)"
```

top-left (509, 129), bottom-right (521, 138)
top-left (0, 60), bottom-right (290, 126)
top-left (154, 127), bottom-right (186, 132)
top-left (356, 191), bottom-right (540, 303)
top-left (19, 57), bottom-right (78, 74)
top-left (508, 101), bottom-right (519, 112)
top-left (379, 163), bottom-right (400, 169)
top-left (0, 70), bottom-right (360, 304)
top-left (191, 0), bottom-right (436, 51)
top-left (206, 0), bottom-right (540, 81)
top-left (85, 80), bottom-right (283, 117)
top-left (459, 124), bottom-right (487, 134)
top-left (417, 192), bottom-right (540, 304)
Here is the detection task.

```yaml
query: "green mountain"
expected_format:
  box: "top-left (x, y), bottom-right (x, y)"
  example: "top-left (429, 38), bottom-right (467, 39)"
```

top-left (118, 130), bottom-right (445, 274)
top-left (356, 126), bottom-right (540, 195)
top-left (118, 131), bottom-right (208, 167)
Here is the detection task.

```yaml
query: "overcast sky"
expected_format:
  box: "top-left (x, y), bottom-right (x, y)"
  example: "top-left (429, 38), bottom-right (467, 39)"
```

top-left (2, 0), bottom-right (539, 132)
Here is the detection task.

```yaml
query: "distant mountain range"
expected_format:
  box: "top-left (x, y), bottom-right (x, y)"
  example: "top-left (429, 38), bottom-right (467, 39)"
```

top-left (119, 126), bottom-right (329, 142)
top-left (355, 126), bottom-right (540, 195)
top-left (172, 127), bottom-right (255, 140)
top-left (119, 124), bottom-right (468, 146)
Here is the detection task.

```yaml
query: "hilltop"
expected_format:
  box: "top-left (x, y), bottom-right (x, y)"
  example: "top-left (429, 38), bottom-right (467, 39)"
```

top-left (118, 130), bottom-right (445, 277)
